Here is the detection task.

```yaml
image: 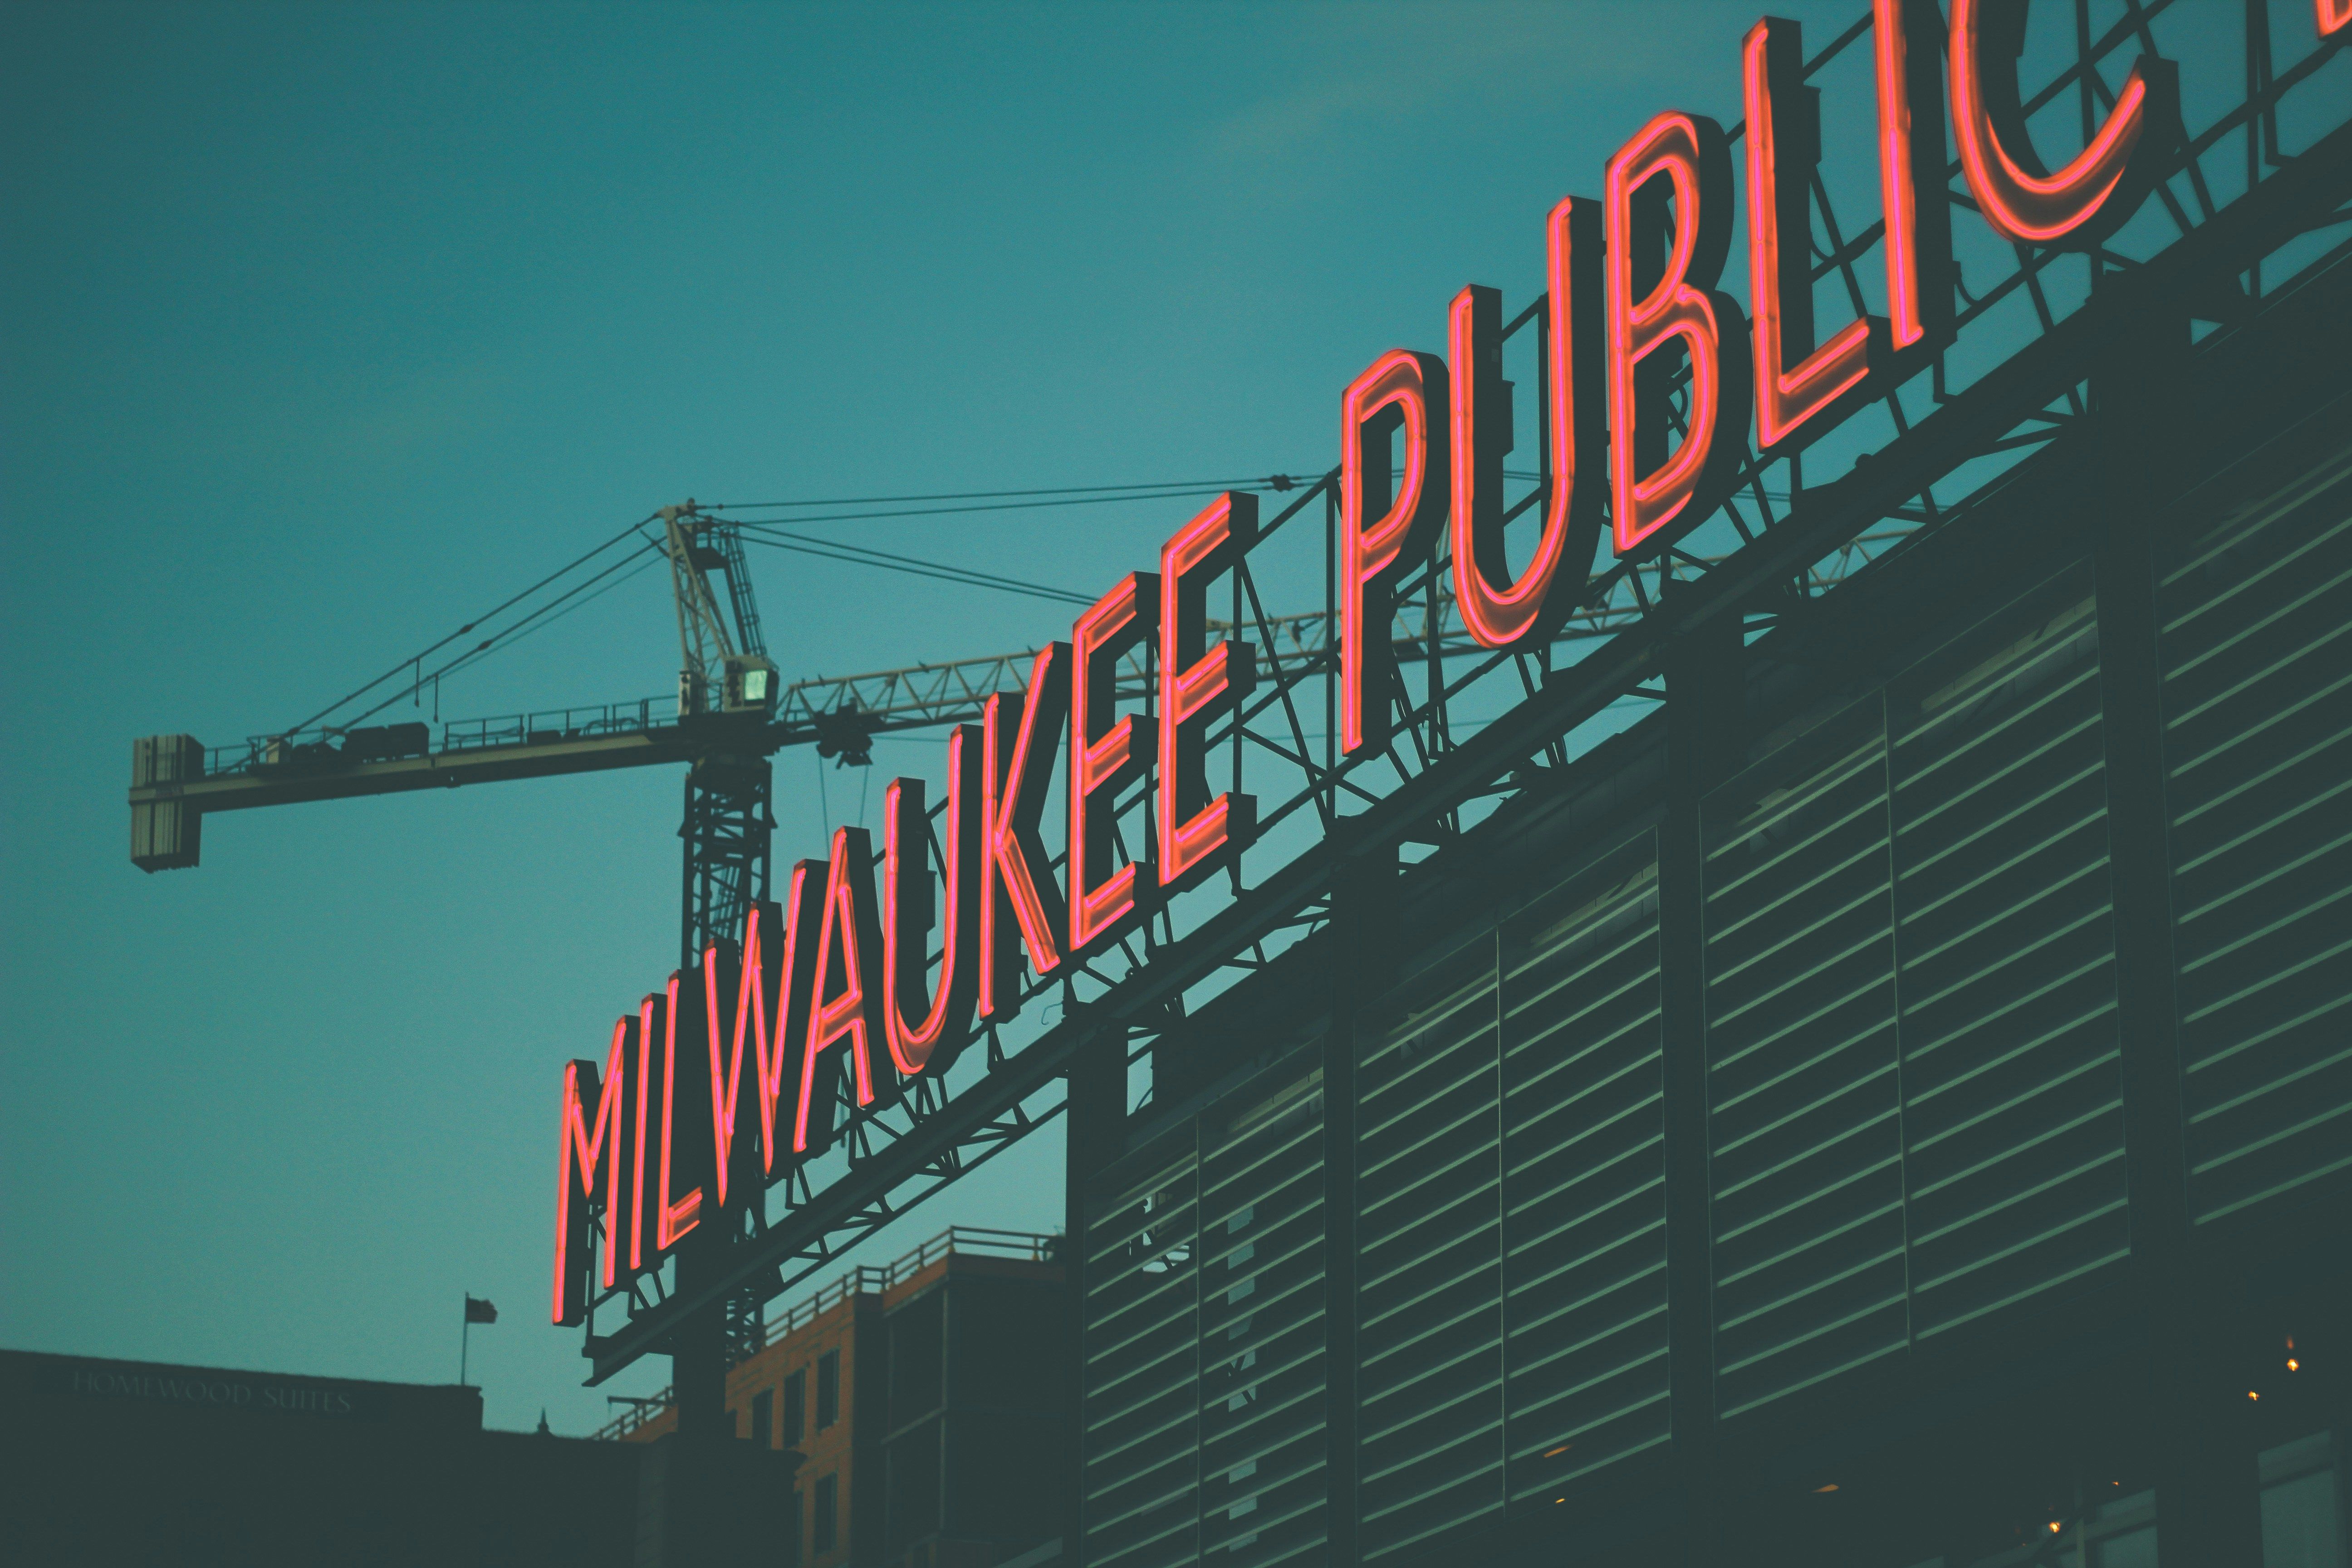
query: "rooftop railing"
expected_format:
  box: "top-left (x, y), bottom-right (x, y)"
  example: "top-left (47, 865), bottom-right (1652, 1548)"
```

top-left (590, 1225), bottom-right (1059, 1442)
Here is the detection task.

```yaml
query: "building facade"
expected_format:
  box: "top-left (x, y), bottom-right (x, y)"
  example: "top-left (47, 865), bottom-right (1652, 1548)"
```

top-left (613, 1226), bottom-right (1071, 1568)
top-left (1072, 249), bottom-right (2352, 1568)
top-left (0, 1348), bottom-right (646, 1568)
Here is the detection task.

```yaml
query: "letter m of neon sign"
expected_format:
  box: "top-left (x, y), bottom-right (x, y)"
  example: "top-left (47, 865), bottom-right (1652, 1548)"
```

top-left (552, 1016), bottom-right (637, 1326)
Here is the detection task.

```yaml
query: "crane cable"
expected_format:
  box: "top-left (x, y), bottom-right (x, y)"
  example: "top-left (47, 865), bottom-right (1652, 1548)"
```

top-left (285, 469), bottom-right (1329, 737)
top-left (425, 541), bottom-right (668, 686)
top-left (278, 515), bottom-right (657, 738)
top-left (708, 475), bottom-right (1309, 510)
top-left (324, 534), bottom-right (667, 735)
top-left (716, 482), bottom-right (1301, 529)
top-left (736, 526), bottom-right (1094, 606)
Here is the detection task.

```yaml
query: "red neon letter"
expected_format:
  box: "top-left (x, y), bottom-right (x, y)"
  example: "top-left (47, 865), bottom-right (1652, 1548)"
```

top-left (2325, 0), bottom-right (2352, 39)
top-left (883, 727), bottom-right (981, 1077)
top-left (1875, 0), bottom-right (1955, 352)
top-left (552, 1018), bottom-right (637, 1324)
top-left (1606, 111), bottom-right (1748, 558)
top-left (980, 643), bottom-right (1070, 1020)
top-left (704, 910), bottom-right (788, 1213)
top-left (1340, 349), bottom-right (1449, 755)
top-left (1449, 219), bottom-right (1603, 651)
top-left (655, 972), bottom-right (710, 1253)
top-left (630, 993), bottom-right (660, 1272)
top-left (1748, 17), bottom-right (1882, 453)
top-left (797, 827), bottom-right (895, 1155)
top-left (746, 867), bottom-right (827, 1177)
top-left (704, 936), bottom-right (754, 1210)
top-left (1949, 0), bottom-right (2179, 247)
top-left (1158, 491), bottom-right (1258, 892)
top-left (1070, 573), bottom-right (1158, 957)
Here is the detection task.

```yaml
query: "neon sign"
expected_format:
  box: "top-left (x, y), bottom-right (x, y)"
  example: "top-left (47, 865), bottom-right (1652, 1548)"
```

top-left (1948, 0), bottom-right (2180, 247)
top-left (550, 0), bottom-right (2260, 1324)
top-left (881, 727), bottom-right (980, 1077)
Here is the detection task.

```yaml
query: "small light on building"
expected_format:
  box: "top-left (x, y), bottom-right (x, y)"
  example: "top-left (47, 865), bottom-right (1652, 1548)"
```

top-left (2286, 1358), bottom-right (2299, 1372)
top-left (2248, 1390), bottom-right (2261, 1400)
top-left (1814, 1484), bottom-right (1839, 1493)
top-left (1542, 1446), bottom-right (1571, 1459)
top-left (2048, 1522), bottom-right (2063, 1535)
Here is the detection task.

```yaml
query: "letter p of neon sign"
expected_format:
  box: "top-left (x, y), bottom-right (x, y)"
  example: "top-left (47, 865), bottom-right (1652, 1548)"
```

top-left (1340, 350), bottom-right (1450, 756)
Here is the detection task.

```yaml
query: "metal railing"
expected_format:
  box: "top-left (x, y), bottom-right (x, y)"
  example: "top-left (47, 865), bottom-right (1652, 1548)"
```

top-left (196, 694), bottom-right (688, 780)
top-left (590, 1225), bottom-right (1060, 1441)
top-left (437, 695), bottom-right (681, 753)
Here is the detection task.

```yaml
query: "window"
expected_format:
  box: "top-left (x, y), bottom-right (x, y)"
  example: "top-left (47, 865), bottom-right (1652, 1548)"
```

top-left (813, 1473), bottom-right (838, 1554)
top-left (2091, 1527), bottom-right (2157, 1568)
top-left (751, 1388), bottom-right (773, 1450)
top-left (817, 1349), bottom-right (841, 1430)
top-left (785, 1489), bottom-right (803, 1568)
top-left (2260, 1432), bottom-right (2345, 1568)
top-left (784, 1368), bottom-right (806, 1445)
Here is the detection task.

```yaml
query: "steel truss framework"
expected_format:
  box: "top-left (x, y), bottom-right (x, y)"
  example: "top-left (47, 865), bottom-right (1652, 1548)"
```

top-left (586, 0), bottom-right (2352, 1384)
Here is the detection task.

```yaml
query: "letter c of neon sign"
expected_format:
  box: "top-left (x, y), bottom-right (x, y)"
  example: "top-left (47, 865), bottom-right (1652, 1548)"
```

top-left (1949, 0), bottom-right (2180, 247)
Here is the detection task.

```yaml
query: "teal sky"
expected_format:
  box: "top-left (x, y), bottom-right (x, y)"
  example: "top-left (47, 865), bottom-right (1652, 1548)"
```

top-left (1, 0), bottom-right (2300, 1436)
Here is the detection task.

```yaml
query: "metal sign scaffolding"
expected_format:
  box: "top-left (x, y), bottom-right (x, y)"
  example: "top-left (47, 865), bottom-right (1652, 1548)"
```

top-left (578, 1), bottom-right (2352, 1394)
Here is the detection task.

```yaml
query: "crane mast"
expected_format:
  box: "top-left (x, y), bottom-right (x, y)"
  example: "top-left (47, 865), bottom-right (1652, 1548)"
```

top-left (657, 504), bottom-right (780, 975)
top-left (658, 505), bottom-right (778, 1376)
top-left (661, 502), bottom-right (740, 716)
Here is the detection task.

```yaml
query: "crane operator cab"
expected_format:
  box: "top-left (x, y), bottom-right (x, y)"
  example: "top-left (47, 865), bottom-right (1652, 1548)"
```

top-left (720, 654), bottom-right (779, 715)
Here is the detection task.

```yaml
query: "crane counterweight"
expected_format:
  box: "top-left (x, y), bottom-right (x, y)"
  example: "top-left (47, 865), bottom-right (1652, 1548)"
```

top-left (129, 734), bottom-right (205, 872)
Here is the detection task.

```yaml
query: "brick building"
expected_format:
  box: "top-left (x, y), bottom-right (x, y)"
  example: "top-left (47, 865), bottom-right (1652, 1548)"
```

top-left (608, 1226), bottom-right (1070, 1568)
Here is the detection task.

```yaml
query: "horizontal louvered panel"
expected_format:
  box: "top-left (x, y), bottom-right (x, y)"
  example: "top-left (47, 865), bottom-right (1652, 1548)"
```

top-left (1704, 703), bottom-right (1906, 1416)
top-left (1086, 1156), bottom-right (1199, 1568)
top-left (1891, 577), bottom-right (2128, 1335)
top-left (1500, 834), bottom-right (1670, 1498)
top-left (1200, 1073), bottom-right (1328, 1567)
top-left (2161, 448), bottom-right (2352, 1222)
top-left (1088, 1184), bottom-right (1203, 1417)
top-left (1357, 941), bottom-right (1504, 1560)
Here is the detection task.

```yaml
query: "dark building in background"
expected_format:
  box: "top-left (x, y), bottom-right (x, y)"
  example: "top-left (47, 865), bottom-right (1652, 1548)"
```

top-left (0, 1348), bottom-right (640, 1568)
top-left (612, 1226), bottom-right (1070, 1568)
top-left (1070, 248), bottom-right (2352, 1568)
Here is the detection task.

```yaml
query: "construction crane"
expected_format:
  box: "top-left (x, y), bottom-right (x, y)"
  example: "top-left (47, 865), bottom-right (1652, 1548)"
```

top-left (131, 503), bottom-right (785, 965)
top-left (130, 500), bottom-right (794, 1370)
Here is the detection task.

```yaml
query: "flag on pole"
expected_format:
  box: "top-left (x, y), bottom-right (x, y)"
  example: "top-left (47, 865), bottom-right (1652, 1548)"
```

top-left (460, 1295), bottom-right (497, 1386)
